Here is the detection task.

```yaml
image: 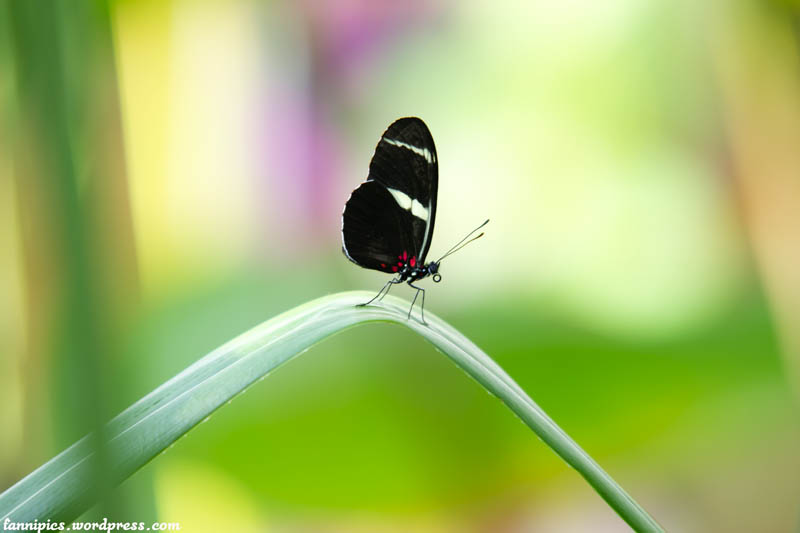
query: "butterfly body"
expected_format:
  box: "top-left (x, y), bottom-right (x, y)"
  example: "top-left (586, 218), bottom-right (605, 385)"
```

top-left (395, 258), bottom-right (439, 284)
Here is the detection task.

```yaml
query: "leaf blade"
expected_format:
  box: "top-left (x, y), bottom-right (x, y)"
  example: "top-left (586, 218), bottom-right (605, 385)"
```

top-left (0, 291), bottom-right (663, 532)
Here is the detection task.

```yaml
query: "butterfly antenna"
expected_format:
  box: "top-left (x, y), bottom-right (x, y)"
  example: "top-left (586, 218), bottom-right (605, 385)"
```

top-left (436, 219), bottom-right (489, 263)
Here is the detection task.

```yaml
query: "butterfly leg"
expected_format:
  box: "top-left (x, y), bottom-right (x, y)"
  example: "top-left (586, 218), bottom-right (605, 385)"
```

top-left (377, 278), bottom-right (401, 302)
top-left (407, 282), bottom-right (427, 324)
top-left (357, 278), bottom-right (401, 307)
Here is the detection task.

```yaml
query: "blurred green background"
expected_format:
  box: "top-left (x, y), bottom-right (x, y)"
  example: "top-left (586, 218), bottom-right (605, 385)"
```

top-left (2, 0), bottom-right (800, 531)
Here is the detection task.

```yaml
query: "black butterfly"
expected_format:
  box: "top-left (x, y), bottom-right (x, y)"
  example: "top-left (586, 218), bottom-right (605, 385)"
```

top-left (342, 117), bottom-right (487, 323)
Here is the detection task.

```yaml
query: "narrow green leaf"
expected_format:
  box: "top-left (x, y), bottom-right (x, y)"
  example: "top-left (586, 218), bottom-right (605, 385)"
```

top-left (0, 292), bottom-right (663, 531)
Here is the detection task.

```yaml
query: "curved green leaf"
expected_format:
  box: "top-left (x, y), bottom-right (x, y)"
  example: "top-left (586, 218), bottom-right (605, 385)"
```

top-left (0, 291), bottom-right (663, 532)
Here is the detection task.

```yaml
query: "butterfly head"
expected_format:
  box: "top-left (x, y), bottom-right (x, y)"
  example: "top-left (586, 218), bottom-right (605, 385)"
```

top-left (428, 261), bottom-right (442, 283)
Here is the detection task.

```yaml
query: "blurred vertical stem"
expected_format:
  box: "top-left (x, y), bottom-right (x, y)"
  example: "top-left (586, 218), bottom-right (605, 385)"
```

top-left (0, 2), bottom-right (26, 492)
top-left (7, 0), bottom-right (140, 518)
top-left (711, 2), bottom-right (800, 400)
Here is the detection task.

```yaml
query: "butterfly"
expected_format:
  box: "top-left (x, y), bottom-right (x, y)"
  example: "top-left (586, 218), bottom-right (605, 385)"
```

top-left (341, 117), bottom-right (487, 323)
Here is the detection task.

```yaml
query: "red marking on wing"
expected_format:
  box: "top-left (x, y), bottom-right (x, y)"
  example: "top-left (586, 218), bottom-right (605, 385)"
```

top-left (410, 256), bottom-right (416, 267)
top-left (397, 261), bottom-right (403, 266)
top-left (403, 250), bottom-right (408, 261)
top-left (380, 263), bottom-right (386, 268)
top-left (392, 266), bottom-right (398, 272)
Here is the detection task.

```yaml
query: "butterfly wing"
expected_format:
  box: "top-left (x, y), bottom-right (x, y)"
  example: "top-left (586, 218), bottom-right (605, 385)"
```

top-left (342, 181), bottom-right (419, 273)
top-left (342, 117), bottom-right (438, 272)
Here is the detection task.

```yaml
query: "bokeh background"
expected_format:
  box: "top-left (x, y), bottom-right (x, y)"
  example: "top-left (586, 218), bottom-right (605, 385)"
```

top-left (2, 0), bottom-right (800, 531)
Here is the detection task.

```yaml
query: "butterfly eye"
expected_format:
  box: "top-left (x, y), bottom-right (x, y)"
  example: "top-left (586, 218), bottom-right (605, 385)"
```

top-left (433, 273), bottom-right (442, 283)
